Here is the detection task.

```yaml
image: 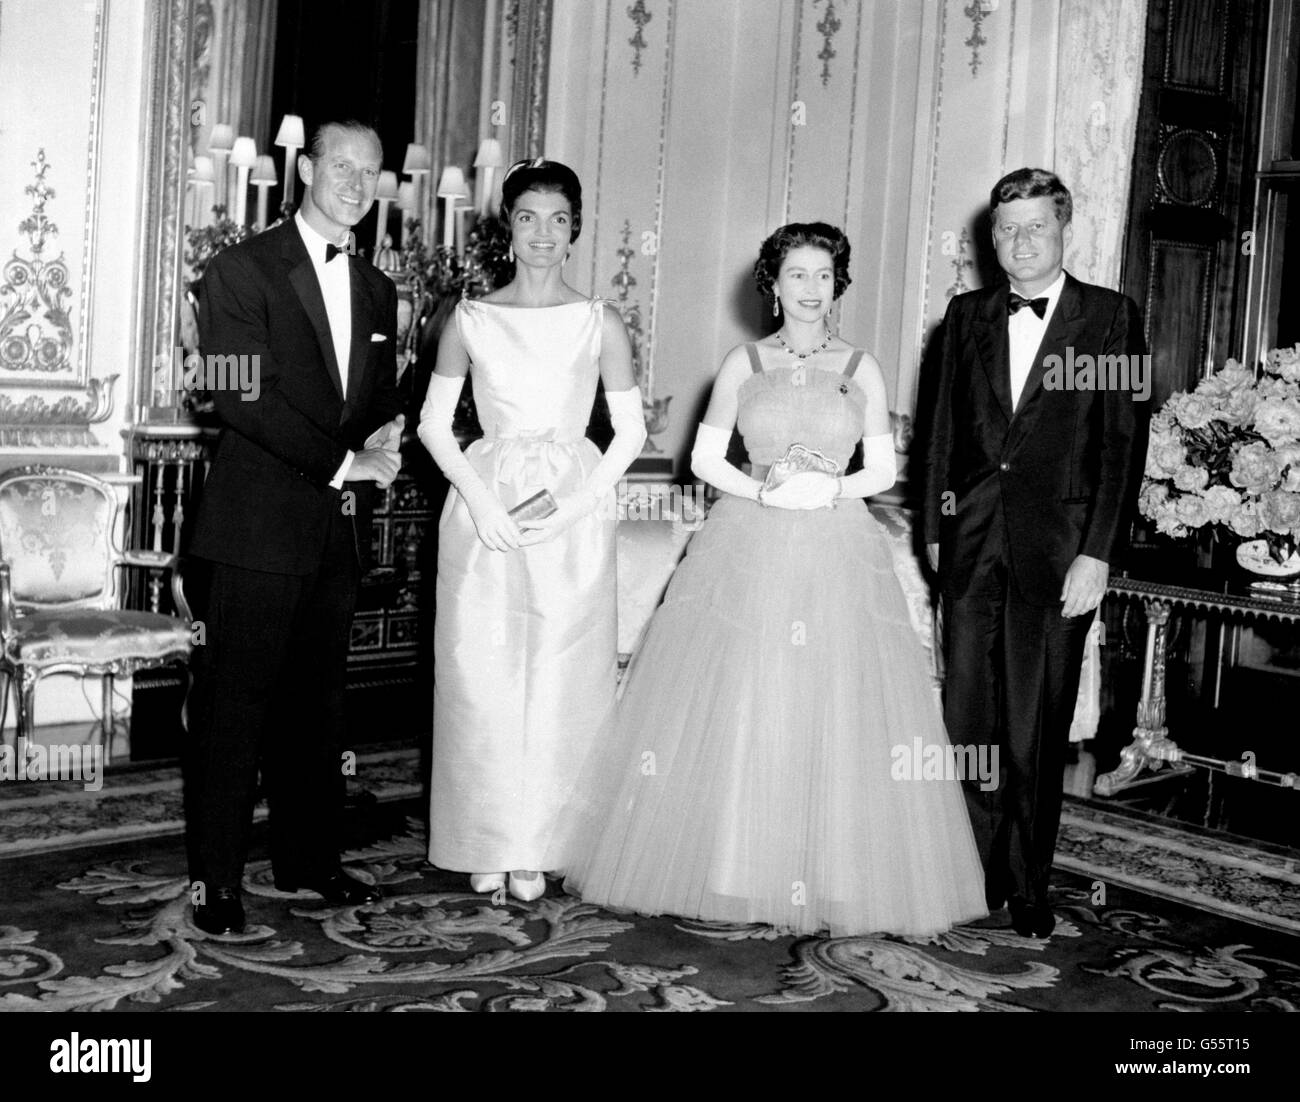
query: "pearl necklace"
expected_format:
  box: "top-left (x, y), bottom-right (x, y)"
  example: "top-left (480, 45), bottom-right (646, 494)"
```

top-left (774, 326), bottom-right (832, 360)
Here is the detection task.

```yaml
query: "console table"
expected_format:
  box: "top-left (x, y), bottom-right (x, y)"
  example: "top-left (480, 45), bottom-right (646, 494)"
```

top-left (1094, 571), bottom-right (1300, 796)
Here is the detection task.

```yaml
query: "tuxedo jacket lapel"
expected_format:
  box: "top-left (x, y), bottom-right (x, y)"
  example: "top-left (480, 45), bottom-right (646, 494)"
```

top-left (1013, 274), bottom-right (1088, 422)
top-left (972, 288), bottom-right (1013, 423)
top-left (282, 227), bottom-right (345, 400)
top-left (345, 265), bottom-right (373, 409)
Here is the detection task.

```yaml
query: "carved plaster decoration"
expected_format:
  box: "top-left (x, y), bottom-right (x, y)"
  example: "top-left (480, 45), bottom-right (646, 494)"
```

top-left (612, 221), bottom-right (670, 453)
top-left (136, 0), bottom-right (191, 420)
top-left (963, 0), bottom-right (993, 77)
top-left (945, 227), bottom-right (974, 299)
top-left (628, 0), bottom-right (652, 76)
top-left (813, 0), bottom-right (841, 87)
top-left (1, 152), bottom-right (74, 379)
top-left (0, 375), bottom-right (118, 448)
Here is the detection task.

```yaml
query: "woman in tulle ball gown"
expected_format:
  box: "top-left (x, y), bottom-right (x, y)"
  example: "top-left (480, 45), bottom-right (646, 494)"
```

top-left (548, 223), bottom-right (987, 937)
top-left (418, 159), bottom-right (646, 902)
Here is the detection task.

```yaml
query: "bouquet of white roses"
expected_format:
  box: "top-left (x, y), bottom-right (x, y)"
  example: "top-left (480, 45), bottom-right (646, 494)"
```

top-left (1140, 345), bottom-right (1300, 563)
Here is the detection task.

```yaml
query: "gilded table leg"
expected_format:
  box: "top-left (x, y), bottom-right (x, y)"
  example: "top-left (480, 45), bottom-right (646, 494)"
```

top-left (1094, 599), bottom-right (1181, 796)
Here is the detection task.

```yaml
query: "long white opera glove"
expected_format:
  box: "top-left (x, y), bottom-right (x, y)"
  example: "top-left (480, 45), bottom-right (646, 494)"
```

top-left (690, 423), bottom-right (836, 509)
top-left (574, 386), bottom-right (648, 513)
top-left (835, 433), bottom-right (898, 499)
top-left (417, 373), bottom-right (497, 512)
top-left (689, 422), bottom-right (762, 501)
top-left (517, 386), bottom-right (648, 541)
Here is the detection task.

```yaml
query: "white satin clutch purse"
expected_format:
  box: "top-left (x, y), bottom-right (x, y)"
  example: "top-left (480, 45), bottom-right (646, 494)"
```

top-left (762, 443), bottom-right (839, 490)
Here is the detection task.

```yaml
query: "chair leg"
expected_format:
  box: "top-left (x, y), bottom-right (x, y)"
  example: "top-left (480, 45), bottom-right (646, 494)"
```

top-left (15, 668), bottom-right (36, 746)
top-left (179, 661), bottom-right (193, 733)
top-left (0, 669), bottom-right (11, 749)
top-left (101, 671), bottom-right (115, 757)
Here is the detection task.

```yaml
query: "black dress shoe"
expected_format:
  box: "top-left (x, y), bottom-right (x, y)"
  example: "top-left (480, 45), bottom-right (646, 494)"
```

top-left (1008, 897), bottom-right (1055, 938)
top-left (274, 869), bottom-right (381, 905)
top-left (193, 887), bottom-right (245, 936)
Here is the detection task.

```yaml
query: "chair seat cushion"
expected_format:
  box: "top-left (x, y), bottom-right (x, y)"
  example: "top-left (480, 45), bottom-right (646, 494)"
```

top-left (4, 609), bottom-right (192, 667)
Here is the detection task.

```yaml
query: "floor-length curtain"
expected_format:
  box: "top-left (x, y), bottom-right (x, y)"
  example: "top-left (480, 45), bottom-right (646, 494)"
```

top-left (1054, 0), bottom-right (1147, 745)
top-left (1054, 0), bottom-right (1148, 290)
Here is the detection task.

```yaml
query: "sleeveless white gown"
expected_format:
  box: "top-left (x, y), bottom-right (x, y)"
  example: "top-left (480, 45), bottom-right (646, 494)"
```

top-left (429, 298), bottom-right (617, 873)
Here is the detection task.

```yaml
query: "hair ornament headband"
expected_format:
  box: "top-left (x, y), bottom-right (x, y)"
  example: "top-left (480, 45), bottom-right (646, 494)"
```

top-left (503, 156), bottom-right (547, 183)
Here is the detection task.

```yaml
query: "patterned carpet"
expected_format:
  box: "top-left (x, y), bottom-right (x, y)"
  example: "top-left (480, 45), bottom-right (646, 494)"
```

top-left (1, 749), bottom-right (1297, 1012)
top-left (0, 746), bottom-right (424, 858)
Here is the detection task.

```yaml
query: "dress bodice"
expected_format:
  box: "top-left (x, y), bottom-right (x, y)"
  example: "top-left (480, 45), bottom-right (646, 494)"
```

top-left (456, 297), bottom-right (605, 441)
top-left (736, 349), bottom-right (868, 472)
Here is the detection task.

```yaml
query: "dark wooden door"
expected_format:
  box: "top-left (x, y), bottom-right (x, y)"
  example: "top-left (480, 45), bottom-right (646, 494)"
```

top-left (1121, 0), bottom-right (1271, 407)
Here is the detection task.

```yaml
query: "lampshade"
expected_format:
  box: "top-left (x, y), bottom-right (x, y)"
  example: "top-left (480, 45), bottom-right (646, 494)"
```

top-left (207, 124), bottom-right (234, 155)
top-left (473, 138), bottom-right (504, 168)
top-left (229, 136), bottom-right (258, 168)
top-left (189, 154), bottom-right (215, 184)
top-left (396, 182), bottom-right (416, 211)
top-left (376, 170), bottom-right (399, 200)
top-left (274, 113), bottom-right (305, 149)
top-left (250, 154), bottom-right (278, 186)
top-left (436, 166), bottom-right (469, 198)
top-left (402, 143), bottom-right (431, 175)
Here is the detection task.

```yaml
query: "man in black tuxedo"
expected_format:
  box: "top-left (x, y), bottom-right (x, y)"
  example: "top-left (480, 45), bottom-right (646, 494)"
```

top-left (186, 120), bottom-right (403, 935)
top-left (923, 168), bottom-right (1148, 938)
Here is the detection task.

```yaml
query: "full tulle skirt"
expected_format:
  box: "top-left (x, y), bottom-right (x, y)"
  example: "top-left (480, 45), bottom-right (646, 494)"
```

top-left (548, 495), bottom-right (987, 938)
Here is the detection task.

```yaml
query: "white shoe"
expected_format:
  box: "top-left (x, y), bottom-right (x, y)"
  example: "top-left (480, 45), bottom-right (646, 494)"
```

top-left (470, 872), bottom-right (506, 893)
top-left (508, 870), bottom-right (545, 902)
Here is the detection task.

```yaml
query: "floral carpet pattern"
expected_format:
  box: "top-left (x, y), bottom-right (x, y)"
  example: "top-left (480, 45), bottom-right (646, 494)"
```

top-left (0, 747), bottom-right (422, 857)
top-left (1, 810), bottom-right (1298, 1012)
top-left (1056, 801), bottom-right (1300, 937)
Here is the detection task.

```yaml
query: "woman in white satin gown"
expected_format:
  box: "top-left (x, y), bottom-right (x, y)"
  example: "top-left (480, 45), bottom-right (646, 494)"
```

top-left (417, 159), bottom-right (646, 902)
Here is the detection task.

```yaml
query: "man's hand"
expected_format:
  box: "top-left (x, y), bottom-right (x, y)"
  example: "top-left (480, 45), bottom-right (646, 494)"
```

top-left (345, 446), bottom-right (402, 488)
top-left (926, 542), bottom-right (940, 573)
top-left (1060, 554), bottom-right (1108, 617)
top-left (364, 414), bottom-right (405, 454)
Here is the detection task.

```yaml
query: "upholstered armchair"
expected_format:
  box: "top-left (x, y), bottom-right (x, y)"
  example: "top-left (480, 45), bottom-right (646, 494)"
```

top-left (0, 466), bottom-right (193, 751)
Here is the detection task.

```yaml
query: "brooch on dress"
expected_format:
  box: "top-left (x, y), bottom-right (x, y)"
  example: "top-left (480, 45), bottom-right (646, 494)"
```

top-left (839, 382), bottom-right (849, 395)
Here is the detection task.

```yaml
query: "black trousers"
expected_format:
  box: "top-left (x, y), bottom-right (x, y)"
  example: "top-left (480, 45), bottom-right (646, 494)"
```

top-left (940, 522), bottom-right (1092, 908)
top-left (184, 510), bottom-right (359, 891)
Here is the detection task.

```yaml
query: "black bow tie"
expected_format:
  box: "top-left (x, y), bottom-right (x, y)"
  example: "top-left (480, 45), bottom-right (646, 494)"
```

top-left (325, 243), bottom-right (347, 263)
top-left (1008, 292), bottom-right (1048, 318)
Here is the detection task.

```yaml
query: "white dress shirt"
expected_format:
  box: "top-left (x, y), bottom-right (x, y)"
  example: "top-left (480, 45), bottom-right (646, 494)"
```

top-left (295, 212), bottom-right (353, 486)
top-left (1007, 269), bottom-right (1065, 412)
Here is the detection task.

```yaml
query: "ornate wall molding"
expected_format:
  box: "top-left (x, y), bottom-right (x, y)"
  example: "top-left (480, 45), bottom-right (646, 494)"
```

top-left (813, 0), bottom-right (841, 87)
top-left (610, 221), bottom-right (670, 451)
top-left (944, 227), bottom-right (974, 299)
top-left (784, 0), bottom-right (804, 223)
top-left (508, 0), bottom-right (552, 161)
top-left (627, 0), bottom-right (651, 75)
top-left (135, 0), bottom-right (193, 421)
top-left (1, 152), bottom-right (74, 379)
top-left (963, 0), bottom-right (992, 76)
top-left (0, 375), bottom-right (118, 448)
top-left (0, 0), bottom-right (118, 450)
top-left (644, 0), bottom-right (675, 410)
top-left (76, 0), bottom-right (108, 392)
top-left (0, 0), bottom-right (108, 393)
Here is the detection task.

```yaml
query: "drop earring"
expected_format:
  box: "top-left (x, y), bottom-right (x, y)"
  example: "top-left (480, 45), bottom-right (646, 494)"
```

top-left (508, 244), bottom-right (515, 263)
top-left (772, 297), bottom-right (780, 317)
